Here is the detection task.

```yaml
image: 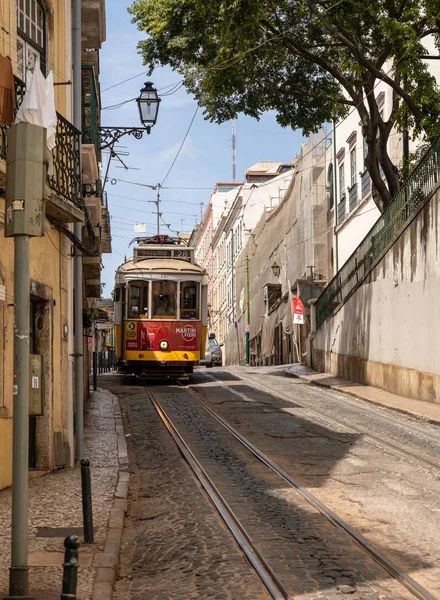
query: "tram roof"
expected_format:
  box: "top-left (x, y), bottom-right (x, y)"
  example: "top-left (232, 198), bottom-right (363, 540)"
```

top-left (117, 258), bottom-right (206, 276)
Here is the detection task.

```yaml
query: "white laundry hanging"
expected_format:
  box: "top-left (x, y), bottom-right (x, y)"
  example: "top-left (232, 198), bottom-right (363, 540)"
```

top-left (15, 55), bottom-right (57, 152)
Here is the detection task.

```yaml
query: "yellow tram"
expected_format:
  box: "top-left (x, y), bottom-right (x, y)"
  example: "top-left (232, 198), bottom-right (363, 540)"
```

top-left (114, 235), bottom-right (208, 379)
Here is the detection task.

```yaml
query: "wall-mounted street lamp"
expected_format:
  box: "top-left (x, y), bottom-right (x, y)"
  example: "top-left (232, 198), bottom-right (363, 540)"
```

top-left (99, 81), bottom-right (161, 150)
top-left (271, 261), bottom-right (281, 277)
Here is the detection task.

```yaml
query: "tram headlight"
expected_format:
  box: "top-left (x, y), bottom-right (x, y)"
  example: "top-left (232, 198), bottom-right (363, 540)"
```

top-left (159, 340), bottom-right (169, 351)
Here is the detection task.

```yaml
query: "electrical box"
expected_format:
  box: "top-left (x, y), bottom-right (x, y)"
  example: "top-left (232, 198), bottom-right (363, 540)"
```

top-left (29, 354), bottom-right (44, 416)
top-left (5, 123), bottom-right (46, 238)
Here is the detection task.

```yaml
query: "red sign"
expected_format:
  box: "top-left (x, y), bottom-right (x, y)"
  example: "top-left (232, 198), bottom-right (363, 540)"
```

top-left (292, 297), bottom-right (304, 324)
top-left (126, 321), bottom-right (201, 352)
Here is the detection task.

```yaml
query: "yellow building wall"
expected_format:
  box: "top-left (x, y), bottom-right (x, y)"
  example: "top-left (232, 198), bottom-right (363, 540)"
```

top-left (0, 420), bottom-right (13, 489)
top-left (0, 0), bottom-right (74, 489)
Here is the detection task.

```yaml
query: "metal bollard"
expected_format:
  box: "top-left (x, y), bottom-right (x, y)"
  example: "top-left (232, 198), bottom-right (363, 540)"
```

top-left (92, 352), bottom-right (97, 391)
top-left (60, 535), bottom-right (80, 599)
top-left (80, 459), bottom-right (94, 544)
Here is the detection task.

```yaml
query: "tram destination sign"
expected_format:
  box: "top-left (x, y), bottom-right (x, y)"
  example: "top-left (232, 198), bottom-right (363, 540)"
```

top-left (135, 247), bottom-right (192, 261)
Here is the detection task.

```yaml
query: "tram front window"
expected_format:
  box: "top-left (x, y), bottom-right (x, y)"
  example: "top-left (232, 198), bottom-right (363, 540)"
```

top-left (128, 282), bottom-right (149, 318)
top-left (180, 281), bottom-right (199, 319)
top-left (153, 281), bottom-right (177, 318)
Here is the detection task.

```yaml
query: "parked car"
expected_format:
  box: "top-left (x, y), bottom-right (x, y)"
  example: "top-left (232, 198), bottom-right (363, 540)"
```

top-left (201, 333), bottom-right (223, 368)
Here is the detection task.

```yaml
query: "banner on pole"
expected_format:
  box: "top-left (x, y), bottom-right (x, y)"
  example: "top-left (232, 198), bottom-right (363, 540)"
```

top-left (292, 297), bottom-right (304, 324)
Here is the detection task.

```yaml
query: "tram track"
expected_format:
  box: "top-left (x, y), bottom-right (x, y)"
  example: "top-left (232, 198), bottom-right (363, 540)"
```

top-left (233, 371), bottom-right (440, 475)
top-left (147, 384), bottom-right (438, 600)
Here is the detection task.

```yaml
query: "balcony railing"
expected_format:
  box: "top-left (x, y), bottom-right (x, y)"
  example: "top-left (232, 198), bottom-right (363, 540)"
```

top-left (0, 77), bottom-right (82, 209)
top-left (348, 182), bottom-right (358, 212)
top-left (81, 64), bottom-right (99, 159)
top-left (337, 195), bottom-right (346, 224)
top-left (361, 169), bottom-right (371, 198)
top-left (316, 135), bottom-right (440, 329)
top-left (49, 114), bottom-right (82, 208)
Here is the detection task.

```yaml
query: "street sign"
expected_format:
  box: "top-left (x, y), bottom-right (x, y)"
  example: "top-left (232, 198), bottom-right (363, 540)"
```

top-left (292, 297), bottom-right (304, 324)
top-left (245, 324), bottom-right (250, 333)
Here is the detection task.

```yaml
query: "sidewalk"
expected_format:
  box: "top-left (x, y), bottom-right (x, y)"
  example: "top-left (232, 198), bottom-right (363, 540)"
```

top-left (284, 364), bottom-right (440, 426)
top-left (0, 387), bottom-right (128, 600)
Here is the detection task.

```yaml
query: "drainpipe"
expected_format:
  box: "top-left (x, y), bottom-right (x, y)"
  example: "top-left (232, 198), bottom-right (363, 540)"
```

top-left (73, 0), bottom-right (84, 461)
top-left (332, 119), bottom-right (339, 274)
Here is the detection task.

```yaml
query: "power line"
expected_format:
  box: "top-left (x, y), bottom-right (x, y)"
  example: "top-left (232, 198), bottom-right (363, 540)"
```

top-left (161, 106), bottom-right (199, 186)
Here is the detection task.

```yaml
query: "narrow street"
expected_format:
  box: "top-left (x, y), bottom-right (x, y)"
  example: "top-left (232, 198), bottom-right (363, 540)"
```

top-left (99, 366), bottom-right (440, 599)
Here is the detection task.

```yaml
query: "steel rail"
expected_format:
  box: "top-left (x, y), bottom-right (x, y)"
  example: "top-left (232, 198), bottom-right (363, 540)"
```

top-left (182, 383), bottom-right (437, 600)
top-left (237, 372), bottom-right (440, 474)
top-left (145, 388), bottom-right (293, 600)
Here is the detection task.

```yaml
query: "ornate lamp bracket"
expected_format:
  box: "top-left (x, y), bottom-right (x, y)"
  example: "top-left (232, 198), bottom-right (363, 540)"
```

top-left (99, 126), bottom-right (150, 150)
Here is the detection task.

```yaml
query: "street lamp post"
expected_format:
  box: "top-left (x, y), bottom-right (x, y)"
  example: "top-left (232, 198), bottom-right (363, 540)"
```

top-left (99, 82), bottom-right (161, 195)
top-left (99, 81), bottom-right (161, 150)
top-left (245, 255), bottom-right (250, 366)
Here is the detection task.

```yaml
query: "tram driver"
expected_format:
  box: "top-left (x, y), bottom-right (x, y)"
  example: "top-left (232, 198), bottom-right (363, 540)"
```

top-left (155, 294), bottom-right (175, 316)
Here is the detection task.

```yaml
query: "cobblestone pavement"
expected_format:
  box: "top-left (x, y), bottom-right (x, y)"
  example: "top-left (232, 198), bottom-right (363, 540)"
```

top-left (0, 388), bottom-right (120, 600)
top-left (189, 366), bottom-right (440, 596)
top-left (153, 386), bottom-right (417, 599)
top-left (103, 380), bottom-right (272, 600)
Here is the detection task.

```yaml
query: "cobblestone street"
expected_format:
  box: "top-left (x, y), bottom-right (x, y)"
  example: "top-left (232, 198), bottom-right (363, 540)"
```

top-left (99, 365), bottom-right (440, 599)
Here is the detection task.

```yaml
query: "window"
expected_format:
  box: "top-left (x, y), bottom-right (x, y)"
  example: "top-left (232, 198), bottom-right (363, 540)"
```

top-left (350, 149), bottom-right (356, 187)
top-left (180, 281), bottom-right (199, 320)
top-left (17, 0), bottom-right (46, 79)
top-left (328, 164), bottom-right (334, 210)
top-left (363, 137), bottom-right (368, 169)
top-left (152, 281), bottom-right (177, 318)
top-left (339, 164), bottom-right (345, 201)
top-left (128, 282), bottom-right (149, 318)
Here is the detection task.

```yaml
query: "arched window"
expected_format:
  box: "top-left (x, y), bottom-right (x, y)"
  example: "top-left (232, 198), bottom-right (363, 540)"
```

top-left (17, 0), bottom-right (46, 79)
top-left (328, 163), bottom-right (334, 210)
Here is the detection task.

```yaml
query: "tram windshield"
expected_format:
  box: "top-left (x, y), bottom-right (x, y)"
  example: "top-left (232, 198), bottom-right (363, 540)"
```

top-left (153, 281), bottom-right (177, 318)
top-left (128, 282), bottom-right (149, 317)
top-left (125, 279), bottom-right (201, 320)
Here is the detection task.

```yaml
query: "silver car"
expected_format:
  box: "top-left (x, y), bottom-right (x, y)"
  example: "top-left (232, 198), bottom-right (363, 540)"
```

top-left (201, 334), bottom-right (223, 368)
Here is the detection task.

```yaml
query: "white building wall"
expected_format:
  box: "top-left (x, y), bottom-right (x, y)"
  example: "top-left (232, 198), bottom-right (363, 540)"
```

top-left (312, 186), bottom-right (440, 403)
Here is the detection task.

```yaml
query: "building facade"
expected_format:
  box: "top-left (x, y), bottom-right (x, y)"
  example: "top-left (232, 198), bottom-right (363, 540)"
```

top-left (0, 0), bottom-right (110, 490)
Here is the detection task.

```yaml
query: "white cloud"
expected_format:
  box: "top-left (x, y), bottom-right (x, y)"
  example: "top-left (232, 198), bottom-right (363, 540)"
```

top-left (152, 137), bottom-right (195, 165)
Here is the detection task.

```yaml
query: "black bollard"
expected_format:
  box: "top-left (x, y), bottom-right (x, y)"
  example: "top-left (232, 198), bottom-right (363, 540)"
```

top-left (60, 535), bottom-right (80, 599)
top-left (80, 459), bottom-right (94, 544)
top-left (92, 352), bottom-right (97, 391)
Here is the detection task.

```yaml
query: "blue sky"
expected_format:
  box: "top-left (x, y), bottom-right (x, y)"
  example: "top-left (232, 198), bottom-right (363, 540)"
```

top-left (99, 0), bottom-right (306, 293)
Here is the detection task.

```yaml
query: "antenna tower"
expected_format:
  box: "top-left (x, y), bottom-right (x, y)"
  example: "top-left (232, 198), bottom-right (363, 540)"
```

top-left (232, 118), bottom-right (236, 181)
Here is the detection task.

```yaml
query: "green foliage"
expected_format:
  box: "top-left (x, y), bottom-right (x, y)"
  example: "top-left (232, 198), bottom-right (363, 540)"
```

top-left (83, 306), bottom-right (99, 327)
top-left (129, 0), bottom-right (440, 210)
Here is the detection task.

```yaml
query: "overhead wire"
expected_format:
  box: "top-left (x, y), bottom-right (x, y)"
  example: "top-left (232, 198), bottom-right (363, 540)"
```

top-left (160, 106), bottom-right (199, 186)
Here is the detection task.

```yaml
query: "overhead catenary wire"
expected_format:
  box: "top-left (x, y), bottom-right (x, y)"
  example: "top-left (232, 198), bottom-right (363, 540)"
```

top-left (160, 106), bottom-right (199, 186)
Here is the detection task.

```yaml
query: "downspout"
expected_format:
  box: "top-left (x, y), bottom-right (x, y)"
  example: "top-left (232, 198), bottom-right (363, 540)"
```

top-left (332, 119), bottom-right (339, 274)
top-left (73, 0), bottom-right (84, 461)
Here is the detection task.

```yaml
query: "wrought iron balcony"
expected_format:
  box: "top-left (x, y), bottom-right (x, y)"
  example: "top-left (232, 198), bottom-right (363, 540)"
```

top-left (49, 113), bottom-right (82, 210)
top-left (0, 77), bottom-right (83, 214)
top-left (82, 64), bottom-right (99, 160)
top-left (348, 182), bottom-right (358, 212)
top-left (361, 169), bottom-right (371, 198)
top-left (337, 195), bottom-right (346, 224)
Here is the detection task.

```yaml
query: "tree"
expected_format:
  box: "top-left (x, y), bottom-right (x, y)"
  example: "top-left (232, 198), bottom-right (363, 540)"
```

top-left (129, 0), bottom-right (440, 212)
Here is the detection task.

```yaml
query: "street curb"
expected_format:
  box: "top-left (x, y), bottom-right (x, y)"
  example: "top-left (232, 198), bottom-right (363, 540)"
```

top-left (92, 393), bottom-right (129, 600)
top-left (283, 369), bottom-right (440, 427)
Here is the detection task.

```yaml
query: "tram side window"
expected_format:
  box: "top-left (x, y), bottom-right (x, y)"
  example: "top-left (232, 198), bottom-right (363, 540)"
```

top-left (180, 281), bottom-right (199, 320)
top-left (153, 281), bottom-right (177, 318)
top-left (128, 282), bottom-right (149, 317)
